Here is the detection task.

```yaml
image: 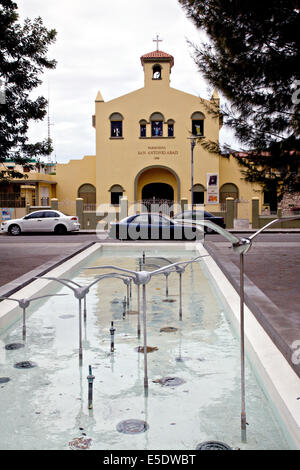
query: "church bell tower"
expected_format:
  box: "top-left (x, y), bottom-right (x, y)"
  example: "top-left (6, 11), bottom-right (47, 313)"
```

top-left (140, 36), bottom-right (174, 88)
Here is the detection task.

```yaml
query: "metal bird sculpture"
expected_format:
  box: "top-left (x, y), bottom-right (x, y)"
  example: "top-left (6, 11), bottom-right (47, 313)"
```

top-left (0, 294), bottom-right (67, 340)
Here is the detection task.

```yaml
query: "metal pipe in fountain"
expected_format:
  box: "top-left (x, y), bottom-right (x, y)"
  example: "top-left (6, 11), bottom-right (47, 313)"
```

top-left (85, 257), bottom-right (202, 390)
top-left (176, 214), bottom-right (300, 442)
top-left (87, 365), bottom-right (95, 410)
top-left (122, 296), bottom-right (127, 319)
top-left (0, 294), bottom-right (67, 340)
top-left (110, 321), bottom-right (116, 352)
top-left (143, 263), bottom-right (171, 298)
top-left (147, 257), bottom-right (184, 317)
top-left (144, 256), bottom-right (208, 320)
top-left (59, 278), bottom-right (90, 321)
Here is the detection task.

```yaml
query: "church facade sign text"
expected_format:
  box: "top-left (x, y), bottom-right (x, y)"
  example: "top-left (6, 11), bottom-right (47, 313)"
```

top-left (138, 146), bottom-right (179, 156)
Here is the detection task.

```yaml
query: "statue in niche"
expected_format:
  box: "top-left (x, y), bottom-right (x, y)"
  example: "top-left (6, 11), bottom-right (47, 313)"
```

top-left (153, 65), bottom-right (161, 80)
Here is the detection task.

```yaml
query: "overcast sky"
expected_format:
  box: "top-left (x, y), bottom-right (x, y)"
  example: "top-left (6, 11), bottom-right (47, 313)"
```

top-left (17, 0), bottom-right (237, 164)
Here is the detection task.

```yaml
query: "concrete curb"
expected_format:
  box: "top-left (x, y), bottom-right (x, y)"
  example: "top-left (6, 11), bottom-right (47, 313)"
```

top-left (78, 229), bottom-right (300, 234)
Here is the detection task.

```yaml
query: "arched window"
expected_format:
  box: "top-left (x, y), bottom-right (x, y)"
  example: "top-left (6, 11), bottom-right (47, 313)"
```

top-left (139, 119), bottom-right (147, 138)
top-left (152, 64), bottom-right (162, 80)
top-left (150, 112), bottom-right (164, 137)
top-left (109, 184), bottom-right (125, 205)
top-left (167, 119), bottom-right (175, 137)
top-left (191, 111), bottom-right (205, 137)
top-left (192, 184), bottom-right (205, 204)
top-left (110, 112), bottom-right (123, 138)
top-left (220, 183), bottom-right (239, 211)
top-left (78, 184), bottom-right (96, 205)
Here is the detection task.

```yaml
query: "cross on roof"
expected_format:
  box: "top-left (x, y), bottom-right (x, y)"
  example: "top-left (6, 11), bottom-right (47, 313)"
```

top-left (153, 34), bottom-right (163, 51)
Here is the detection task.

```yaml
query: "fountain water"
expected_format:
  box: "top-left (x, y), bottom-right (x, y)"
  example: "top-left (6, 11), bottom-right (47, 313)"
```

top-left (2, 244), bottom-right (296, 448)
top-left (35, 273), bottom-right (132, 363)
top-left (85, 256), bottom-right (203, 390)
top-left (143, 263), bottom-right (171, 298)
top-left (143, 255), bottom-right (209, 320)
top-left (0, 294), bottom-right (67, 340)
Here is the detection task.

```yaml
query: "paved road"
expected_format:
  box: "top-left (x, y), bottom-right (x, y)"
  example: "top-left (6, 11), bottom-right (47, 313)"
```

top-left (0, 231), bottom-right (299, 289)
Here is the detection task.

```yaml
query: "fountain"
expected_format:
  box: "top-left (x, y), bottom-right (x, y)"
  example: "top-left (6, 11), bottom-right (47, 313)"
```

top-left (35, 273), bottom-right (132, 363)
top-left (85, 256), bottom-right (203, 390)
top-left (143, 263), bottom-right (172, 298)
top-left (143, 255), bottom-right (209, 319)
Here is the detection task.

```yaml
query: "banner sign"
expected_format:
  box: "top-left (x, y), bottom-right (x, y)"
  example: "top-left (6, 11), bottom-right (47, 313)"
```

top-left (206, 173), bottom-right (219, 204)
top-left (1, 208), bottom-right (14, 221)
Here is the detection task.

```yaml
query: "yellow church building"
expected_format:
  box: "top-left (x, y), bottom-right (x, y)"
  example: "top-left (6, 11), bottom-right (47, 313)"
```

top-left (1, 46), bottom-right (269, 228)
top-left (53, 46), bottom-right (262, 224)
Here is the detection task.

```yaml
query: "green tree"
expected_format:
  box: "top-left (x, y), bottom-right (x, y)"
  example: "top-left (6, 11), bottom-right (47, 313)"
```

top-left (0, 0), bottom-right (57, 181)
top-left (179, 0), bottom-right (300, 199)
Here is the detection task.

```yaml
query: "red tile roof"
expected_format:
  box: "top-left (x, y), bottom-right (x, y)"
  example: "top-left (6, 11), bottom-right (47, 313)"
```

top-left (140, 50), bottom-right (174, 67)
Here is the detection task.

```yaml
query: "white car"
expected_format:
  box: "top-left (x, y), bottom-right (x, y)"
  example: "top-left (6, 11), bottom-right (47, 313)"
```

top-left (1, 210), bottom-right (80, 235)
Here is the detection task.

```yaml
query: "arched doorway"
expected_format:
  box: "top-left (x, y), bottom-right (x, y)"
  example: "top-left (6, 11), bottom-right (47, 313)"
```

top-left (135, 166), bottom-right (179, 201)
top-left (135, 166), bottom-right (179, 215)
top-left (142, 183), bottom-right (174, 201)
top-left (220, 183), bottom-right (239, 215)
top-left (78, 184), bottom-right (96, 209)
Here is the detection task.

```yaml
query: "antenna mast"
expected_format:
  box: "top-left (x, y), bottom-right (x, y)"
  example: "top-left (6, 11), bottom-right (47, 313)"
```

top-left (47, 83), bottom-right (54, 164)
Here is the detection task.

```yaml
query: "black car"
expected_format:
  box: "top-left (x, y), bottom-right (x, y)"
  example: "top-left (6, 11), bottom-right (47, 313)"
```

top-left (109, 213), bottom-right (202, 240)
top-left (173, 210), bottom-right (226, 233)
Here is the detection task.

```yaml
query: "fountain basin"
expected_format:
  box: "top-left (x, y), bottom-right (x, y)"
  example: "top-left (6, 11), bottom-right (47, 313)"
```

top-left (0, 242), bottom-right (299, 450)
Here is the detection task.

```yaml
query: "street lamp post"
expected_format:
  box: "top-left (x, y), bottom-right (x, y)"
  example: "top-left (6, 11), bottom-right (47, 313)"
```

top-left (188, 135), bottom-right (196, 215)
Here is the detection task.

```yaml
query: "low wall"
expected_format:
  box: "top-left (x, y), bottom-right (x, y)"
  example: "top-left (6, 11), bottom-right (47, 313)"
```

top-left (78, 197), bottom-right (229, 230)
top-left (257, 216), bottom-right (300, 229)
top-left (82, 211), bottom-right (120, 230)
top-left (252, 198), bottom-right (300, 229)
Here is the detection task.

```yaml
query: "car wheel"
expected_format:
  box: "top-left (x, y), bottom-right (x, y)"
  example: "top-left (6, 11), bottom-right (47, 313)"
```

top-left (54, 224), bottom-right (67, 235)
top-left (8, 224), bottom-right (21, 236)
top-left (204, 226), bottom-right (214, 234)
